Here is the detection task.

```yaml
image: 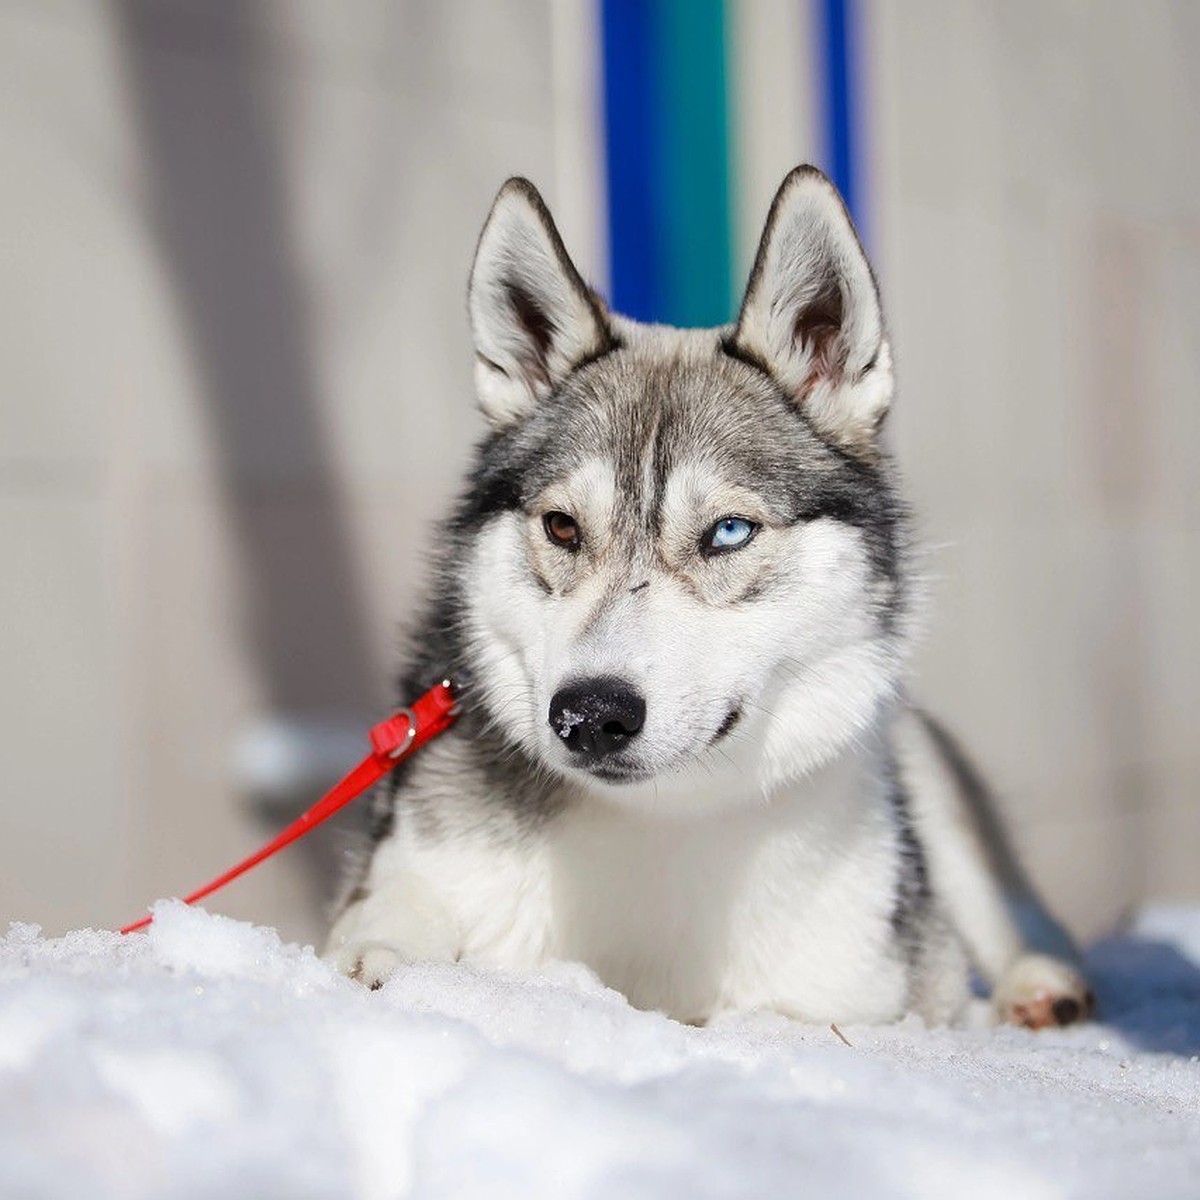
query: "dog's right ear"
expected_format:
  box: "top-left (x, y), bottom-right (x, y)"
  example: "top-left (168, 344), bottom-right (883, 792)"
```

top-left (468, 178), bottom-right (611, 428)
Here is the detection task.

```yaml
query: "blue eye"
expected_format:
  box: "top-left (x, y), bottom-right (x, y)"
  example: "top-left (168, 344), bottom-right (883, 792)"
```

top-left (704, 517), bottom-right (758, 555)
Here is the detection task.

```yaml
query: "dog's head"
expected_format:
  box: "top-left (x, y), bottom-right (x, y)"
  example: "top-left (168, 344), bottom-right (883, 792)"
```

top-left (452, 168), bottom-right (908, 807)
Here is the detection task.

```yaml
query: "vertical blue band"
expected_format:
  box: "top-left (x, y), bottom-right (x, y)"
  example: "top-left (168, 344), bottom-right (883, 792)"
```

top-left (601, 0), bottom-right (663, 323)
top-left (818, 0), bottom-right (864, 238)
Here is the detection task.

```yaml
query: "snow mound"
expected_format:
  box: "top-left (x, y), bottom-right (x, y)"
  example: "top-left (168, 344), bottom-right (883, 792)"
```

top-left (1, 900), bottom-right (1197, 1199)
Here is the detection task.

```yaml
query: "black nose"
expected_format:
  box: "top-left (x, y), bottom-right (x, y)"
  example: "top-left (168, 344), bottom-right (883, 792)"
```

top-left (549, 677), bottom-right (646, 759)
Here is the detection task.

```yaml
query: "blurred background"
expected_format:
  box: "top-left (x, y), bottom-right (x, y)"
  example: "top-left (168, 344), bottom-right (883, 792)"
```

top-left (1, 0), bottom-right (1196, 947)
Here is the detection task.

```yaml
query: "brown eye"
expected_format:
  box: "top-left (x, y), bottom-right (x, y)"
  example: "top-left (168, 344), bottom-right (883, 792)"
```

top-left (543, 511), bottom-right (581, 551)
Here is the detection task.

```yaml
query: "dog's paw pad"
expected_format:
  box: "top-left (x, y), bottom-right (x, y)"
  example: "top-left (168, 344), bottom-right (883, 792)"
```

top-left (338, 942), bottom-right (408, 991)
top-left (995, 954), bottom-right (1095, 1029)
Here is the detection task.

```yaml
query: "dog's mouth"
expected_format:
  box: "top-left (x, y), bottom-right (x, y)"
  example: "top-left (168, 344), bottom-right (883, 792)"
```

top-left (582, 763), bottom-right (653, 785)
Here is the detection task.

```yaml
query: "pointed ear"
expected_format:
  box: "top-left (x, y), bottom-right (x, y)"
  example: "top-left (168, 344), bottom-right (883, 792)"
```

top-left (730, 166), bottom-right (893, 453)
top-left (468, 178), bottom-right (612, 428)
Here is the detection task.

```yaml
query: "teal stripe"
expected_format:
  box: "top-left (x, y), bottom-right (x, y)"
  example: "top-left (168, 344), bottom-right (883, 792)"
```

top-left (656, 0), bottom-right (735, 327)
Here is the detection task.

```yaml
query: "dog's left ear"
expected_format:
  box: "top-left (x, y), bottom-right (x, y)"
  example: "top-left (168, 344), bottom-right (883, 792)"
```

top-left (469, 178), bottom-right (612, 428)
top-left (730, 166), bottom-right (892, 454)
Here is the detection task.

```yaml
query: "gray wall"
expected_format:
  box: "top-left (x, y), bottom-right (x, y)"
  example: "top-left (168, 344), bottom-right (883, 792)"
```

top-left (872, 0), bottom-right (1200, 934)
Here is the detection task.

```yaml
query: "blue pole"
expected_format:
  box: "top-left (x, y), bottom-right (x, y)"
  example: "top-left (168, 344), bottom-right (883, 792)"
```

top-left (818, 0), bottom-right (864, 239)
top-left (600, 0), bottom-right (664, 322)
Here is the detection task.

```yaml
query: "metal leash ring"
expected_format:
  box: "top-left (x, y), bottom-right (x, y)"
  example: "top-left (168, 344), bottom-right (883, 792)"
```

top-left (389, 707), bottom-right (418, 757)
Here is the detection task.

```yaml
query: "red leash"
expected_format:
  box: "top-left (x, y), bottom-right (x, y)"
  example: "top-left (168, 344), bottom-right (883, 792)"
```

top-left (119, 679), bottom-right (459, 934)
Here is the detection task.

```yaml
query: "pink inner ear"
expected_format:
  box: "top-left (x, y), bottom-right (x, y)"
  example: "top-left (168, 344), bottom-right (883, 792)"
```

top-left (791, 273), bottom-right (846, 393)
top-left (794, 318), bottom-right (845, 398)
top-left (799, 318), bottom-right (842, 370)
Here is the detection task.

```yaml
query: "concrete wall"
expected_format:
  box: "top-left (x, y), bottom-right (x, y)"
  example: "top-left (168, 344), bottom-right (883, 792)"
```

top-left (1, 0), bottom-right (1195, 946)
top-left (870, 0), bottom-right (1200, 935)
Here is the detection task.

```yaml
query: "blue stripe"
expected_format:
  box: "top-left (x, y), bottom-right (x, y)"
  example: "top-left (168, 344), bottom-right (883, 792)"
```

top-left (600, 0), bottom-right (664, 323)
top-left (818, 0), bottom-right (864, 238)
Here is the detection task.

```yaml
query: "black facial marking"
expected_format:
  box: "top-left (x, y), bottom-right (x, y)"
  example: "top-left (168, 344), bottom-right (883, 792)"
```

top-left (732, 575), bottom-right (771, 605)
top-left (778, 441), bottom-right (906, 625)
top-left (628, 580), bottom-right (649, 593)
top-left (712, 707), bottom-right (741, 743)
top-left (452, 433), bottom-right (527, 528)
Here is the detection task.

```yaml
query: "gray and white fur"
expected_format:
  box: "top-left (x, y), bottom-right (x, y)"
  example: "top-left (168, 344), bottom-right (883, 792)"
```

top-left (326, 167), bottom-right (1093, 1029)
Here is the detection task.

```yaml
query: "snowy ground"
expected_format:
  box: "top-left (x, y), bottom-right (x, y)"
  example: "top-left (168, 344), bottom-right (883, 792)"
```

top-left (1, 903), bottom-right (1197, 1199)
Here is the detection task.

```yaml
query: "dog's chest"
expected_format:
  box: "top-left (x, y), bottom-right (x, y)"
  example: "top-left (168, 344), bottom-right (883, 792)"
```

top-left (537, 758), bottom-right (908, 1023)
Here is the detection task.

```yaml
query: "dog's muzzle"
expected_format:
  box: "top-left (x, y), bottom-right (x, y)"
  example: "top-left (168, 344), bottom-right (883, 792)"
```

top-left (549, 677), bottom-right (645, 761)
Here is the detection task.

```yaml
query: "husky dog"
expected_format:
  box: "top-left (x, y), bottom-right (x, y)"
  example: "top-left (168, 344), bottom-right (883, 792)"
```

top-left (327, 167), bottom-right (1093, 1028)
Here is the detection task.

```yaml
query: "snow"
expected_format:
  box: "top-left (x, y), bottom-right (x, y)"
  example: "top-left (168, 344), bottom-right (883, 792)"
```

top-left (1, 902), bottom-right (1197, 1199)
top-left (554, 710), bottom-right (585, 739)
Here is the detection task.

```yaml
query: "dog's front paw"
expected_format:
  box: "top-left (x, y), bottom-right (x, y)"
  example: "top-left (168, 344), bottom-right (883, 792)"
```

top-left (337, 941), bottom-right (409, 991)
top-left (994, 953), bottom-right (1096, 1029)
